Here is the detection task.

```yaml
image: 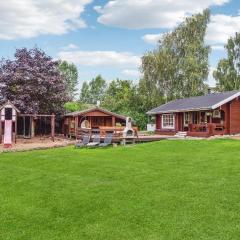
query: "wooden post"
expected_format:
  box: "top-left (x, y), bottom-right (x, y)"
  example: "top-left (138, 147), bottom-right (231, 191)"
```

top-left (112, 116), bottom-right (116, 127)
top-left (31, 118), bottom-right (35, 138)
top-left (51, 114), bottom-right (55, 142)
top-left (75, 116), bottom-right (78, 138)
top-left (89, 116), bottom-right (92, 128)
top-left (175, 113), bottom-right (178, 131)
top-left (15, 118), bottom-right (17, 143)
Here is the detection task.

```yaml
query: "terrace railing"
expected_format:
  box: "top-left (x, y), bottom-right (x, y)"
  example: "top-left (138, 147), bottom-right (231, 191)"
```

top-left (188, 123), bottom-right (225, 137)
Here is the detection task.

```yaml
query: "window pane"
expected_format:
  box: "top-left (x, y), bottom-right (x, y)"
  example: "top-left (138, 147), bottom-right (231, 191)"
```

top-left (162, 114), bottom-right (174, 128)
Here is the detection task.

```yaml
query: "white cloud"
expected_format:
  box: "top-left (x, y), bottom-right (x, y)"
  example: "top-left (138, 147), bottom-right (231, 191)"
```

top-left (206, 14), bottom-right (240, 45)
top-left (211, 45), bottom-right (225, 51)
top-left (95, 0), bottom-right (229, 29)
top-left (0, 0), bottom-right (92, 39)
top-left (58, 50), bottom-right (141, 67)
top-left (208, 66), bottom-right (217, 87)
top-left (143, 13), bottom-right (240, 49)
top-left (60, 44), bottom-right (79, 51)
top-left (122, 69), bottom-right (140, 77)
top-left (142, 33), bottom-right (164, 44)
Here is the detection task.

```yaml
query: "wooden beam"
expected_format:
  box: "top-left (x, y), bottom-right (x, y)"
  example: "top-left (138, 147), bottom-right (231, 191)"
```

top-left (19, 114), bottom-right (53, 117)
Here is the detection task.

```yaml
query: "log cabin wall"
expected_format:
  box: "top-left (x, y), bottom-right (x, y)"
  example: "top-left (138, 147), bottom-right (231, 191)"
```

top-left (63, 109), bottom-right (126, 136)
top-left (219, 102), bottom-right (230, 134)
top-left (229, 98), bottom-right (240, 134)
top-left (155, 113), bottom-right (178, 135)
top-left (154, 98), bottom-right (240, 136)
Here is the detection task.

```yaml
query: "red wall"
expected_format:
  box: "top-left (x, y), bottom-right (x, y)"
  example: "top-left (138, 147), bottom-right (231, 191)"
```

top-left (221, 98), bottom-right (240, 135)
top-left (155, 113), bottom-right (179, 135)
top-left (229, 98), bottom-right (240, 134)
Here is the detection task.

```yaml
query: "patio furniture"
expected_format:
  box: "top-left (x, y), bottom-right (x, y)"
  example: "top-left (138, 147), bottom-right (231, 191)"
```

top-left (87, 134), bottom-right (100, 147)
top-left (75, 135), bottom-right (90, 148)
top-left (98, 133), bottom-right (113, 147)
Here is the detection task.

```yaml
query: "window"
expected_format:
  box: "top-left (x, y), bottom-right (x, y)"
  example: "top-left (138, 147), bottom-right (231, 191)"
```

top-left (192, 112), bottom-right (198, 124)
top-left (5, 108), bottom-right (12, 120)
top-left (162, 114), bottom-right (174, 129)
top-left (184, 112), bottom-right (190, 126)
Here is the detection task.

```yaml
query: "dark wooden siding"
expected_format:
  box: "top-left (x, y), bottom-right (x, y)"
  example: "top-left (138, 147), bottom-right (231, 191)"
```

top-left (156, 114), bottom-right (161, 130)
top-left (229, 98), bottom-right (240, 134)
top-left (155, 113), bottom-right (177, 135)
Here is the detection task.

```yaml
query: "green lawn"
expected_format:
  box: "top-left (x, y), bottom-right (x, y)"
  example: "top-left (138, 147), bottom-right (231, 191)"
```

top-left (1, 140), bottom-right (240, 240)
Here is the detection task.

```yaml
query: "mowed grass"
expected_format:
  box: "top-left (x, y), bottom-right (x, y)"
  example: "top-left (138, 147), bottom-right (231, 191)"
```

top-left (1, 140), bottom-right (240, 240)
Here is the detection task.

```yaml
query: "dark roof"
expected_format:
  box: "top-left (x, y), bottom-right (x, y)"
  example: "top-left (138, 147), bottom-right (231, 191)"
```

top-left (147, 90), bottom-right (240, 114)
top-left (65, 106), bottom-right (126, 120)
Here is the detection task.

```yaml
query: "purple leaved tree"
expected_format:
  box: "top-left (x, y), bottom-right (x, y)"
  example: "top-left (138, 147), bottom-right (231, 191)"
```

top-left (0, 47), bottom-right (70, 114)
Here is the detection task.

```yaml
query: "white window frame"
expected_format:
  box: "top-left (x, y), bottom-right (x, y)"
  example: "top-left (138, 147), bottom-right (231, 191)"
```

top-left (162, 114), bottom-right (175, 129)
top-left (184, 112), bottom-right (191, 127)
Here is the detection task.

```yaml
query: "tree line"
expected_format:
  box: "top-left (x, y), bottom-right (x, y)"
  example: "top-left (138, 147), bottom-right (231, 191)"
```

top-left (0, 9), bottom-right (240, 129)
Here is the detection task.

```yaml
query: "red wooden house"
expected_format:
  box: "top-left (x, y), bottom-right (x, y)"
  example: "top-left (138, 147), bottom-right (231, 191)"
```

top-left (147, 90), bottom-right (240, 137)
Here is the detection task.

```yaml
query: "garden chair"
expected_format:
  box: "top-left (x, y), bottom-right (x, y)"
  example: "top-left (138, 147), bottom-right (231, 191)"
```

top-left (75, 135), bottom-right (90, 148)
top-left (98, 133), bottom-right (113, 147)
top-left (87, 134), bottom-right (100, 147)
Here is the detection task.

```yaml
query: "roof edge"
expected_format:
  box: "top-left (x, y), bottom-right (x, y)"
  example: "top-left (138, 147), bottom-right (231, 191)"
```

top-left (147, 107), bottom-right (212, 115)
top-left (147, 90), bottom-right (240, 115)
top-left (211, 91), bottom-right (240, 109)
top-left (0, 100), bottom-right (21, 113)
top-left (65, 106), bottom-right (127, 120)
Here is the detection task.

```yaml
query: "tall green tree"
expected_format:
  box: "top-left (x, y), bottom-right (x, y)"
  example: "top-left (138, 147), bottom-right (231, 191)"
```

top-left (79, 75), bottom-right (107, 105)
top-left (213, 32), bottom-right (240, 91)
top-left (79, 81), bottom-right (91, 103)
top-left (89, 75), bottom-right (107, 104)
top-left (58, 60), bottom-right (78, 100)
top-left (102, 79), bottom-right (134, 113)
top-left (140, 9), bottom-right (210, 109)
top-left (102, 79), bottom-right (148, 129)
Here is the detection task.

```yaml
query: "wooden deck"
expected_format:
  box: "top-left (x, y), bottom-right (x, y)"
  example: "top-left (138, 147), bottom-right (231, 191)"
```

top-left (136, 134), bottom-right (174, 142)
top-left (96, 134), bottom-right (174, 144)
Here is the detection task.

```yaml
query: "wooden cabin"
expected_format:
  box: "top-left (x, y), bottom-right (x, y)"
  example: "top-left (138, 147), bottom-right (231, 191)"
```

top-left (63, 107), bottom-right (128, 137)
top-left (147, 90), bottom-right (240, 137)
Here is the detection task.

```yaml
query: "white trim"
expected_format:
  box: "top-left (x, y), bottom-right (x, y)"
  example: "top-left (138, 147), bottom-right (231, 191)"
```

top-left (161, 113), bottom-right (175, 129)
top-left (0, 100), bottom-right (20, 113)
top-left (211, 92), bottom-right (240, 109)
top-left (147, 107), bottom-right (211, 115)
top-left (183, 112), bottom-right (190, 127)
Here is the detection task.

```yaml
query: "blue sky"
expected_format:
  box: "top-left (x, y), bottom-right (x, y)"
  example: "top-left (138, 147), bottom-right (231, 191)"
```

top-left (0, 0), bottom-right (239, 89)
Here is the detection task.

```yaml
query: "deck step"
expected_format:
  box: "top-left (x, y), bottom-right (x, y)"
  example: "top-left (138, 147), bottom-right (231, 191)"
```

top-left (175, 131), bottom-right (187, 138)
